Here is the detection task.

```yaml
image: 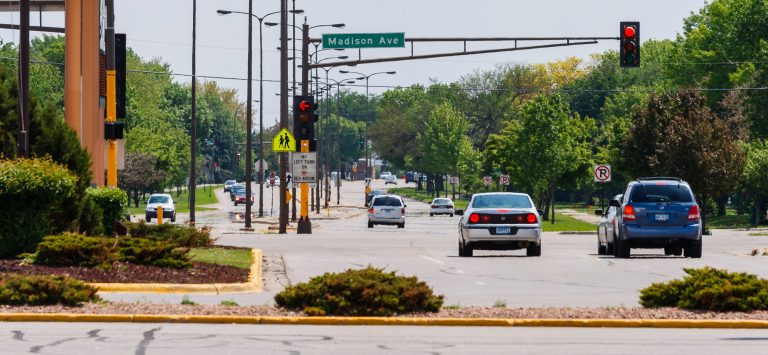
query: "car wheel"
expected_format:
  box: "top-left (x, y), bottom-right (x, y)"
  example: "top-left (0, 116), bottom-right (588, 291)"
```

top-left (145, 215), bottom-right (151, 223)
top-left (684, 240), bottom-right (702, 258)
top-left (450, 213), bottom-right (454, 217)
top-left (459, 240), bottom-right (473, 257)
top-left (171, 213), bottom-right (176, 223)
top-left (616, 236), bottom-right (631, 258)
top-left (598, 242), bottom-right (607, 255)
top-left (673, 246), bottom-right (683, 256)
top-left (526, 243), bottom-right (542, 257)
top-left (368, 221), bottom-right (373, 228)
top-left (398, 222), bottom-right (405, 229)
top-left (430, 213), bottom-right (434, 217)
top-left (664, 246), bottom-right (673, 256)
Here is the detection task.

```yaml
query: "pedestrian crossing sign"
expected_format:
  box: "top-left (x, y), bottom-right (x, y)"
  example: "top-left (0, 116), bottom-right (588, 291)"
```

top-left (272, 128), bottom-right (296, 152)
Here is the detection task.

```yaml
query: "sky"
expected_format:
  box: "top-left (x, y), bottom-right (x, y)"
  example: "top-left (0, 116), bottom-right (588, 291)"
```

top-left (0, 0), bottom-right (708, 125)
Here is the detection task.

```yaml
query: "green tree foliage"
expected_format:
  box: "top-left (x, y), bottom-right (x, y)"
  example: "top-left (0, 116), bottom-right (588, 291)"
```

top-left (118, 153), bottom-right (167, 207)
top-left (741, 140), bottom-right (768, 224)
top-left (416, 103), bottom-right (470, 178)
top-left (125, 119), bottom-right (190, 189)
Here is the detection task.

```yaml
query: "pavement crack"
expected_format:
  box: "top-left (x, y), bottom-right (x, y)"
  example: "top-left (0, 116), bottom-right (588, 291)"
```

top-left (135, 327), bottom-right (161, 355)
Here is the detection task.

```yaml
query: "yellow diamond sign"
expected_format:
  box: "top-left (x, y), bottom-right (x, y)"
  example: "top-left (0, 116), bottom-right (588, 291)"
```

top-left (272, 128), bottom-right (296, 152)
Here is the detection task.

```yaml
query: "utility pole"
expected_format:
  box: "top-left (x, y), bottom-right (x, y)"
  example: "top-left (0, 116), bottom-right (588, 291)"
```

top-left (244, 0), bottom-right (254, 230)
top-left (291, 0), bottom-right (298, 222)
top-left (17, 0), bottom-right (29, 158)
top-left (297, 19), bottom-right (312, 234)
top-left (278, 0), bottom-right (289, 234)
top-left (190, 0), bottom-right (197, 224)
top-left (105, 0), bottom-right (117, 188)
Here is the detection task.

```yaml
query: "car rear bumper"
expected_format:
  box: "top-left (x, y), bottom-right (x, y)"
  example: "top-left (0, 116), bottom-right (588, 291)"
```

top-left (431, 208), bottom-right (454, 215)
top-left (623, 224), bottom-right (701, 241)
top-left (369, 215), bottom-right (405, 224)
top-left (463, 225), bottom-right (541, 243)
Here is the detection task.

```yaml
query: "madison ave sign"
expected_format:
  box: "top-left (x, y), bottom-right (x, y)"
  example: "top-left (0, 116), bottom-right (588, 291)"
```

top-left (323, 33), bottom-right (406, 49)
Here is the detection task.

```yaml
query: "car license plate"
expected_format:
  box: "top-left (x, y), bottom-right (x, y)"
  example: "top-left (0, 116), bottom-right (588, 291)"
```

top-left (655, 213), bottom-right (669, 222)
top-left (496, 227), bottom-right (511, 235)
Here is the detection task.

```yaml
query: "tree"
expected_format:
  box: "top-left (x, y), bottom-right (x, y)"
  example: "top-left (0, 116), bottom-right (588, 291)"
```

top-left (416, 103), bottom-right (470, 196)
top-left (118, 153), bottom-right (166, 207)
top-left (620, 89), bottom-right (747, 229)
top-left (125, 119), bottom-right (190, 190)
top-left (741, 140), bottom-right (768, 225)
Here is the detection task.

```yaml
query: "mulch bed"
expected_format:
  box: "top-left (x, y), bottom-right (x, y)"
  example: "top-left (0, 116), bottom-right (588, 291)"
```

top-left (0, 260), bottom-right (249, 284)
top-left (1, 304), bottom-right (767, 320)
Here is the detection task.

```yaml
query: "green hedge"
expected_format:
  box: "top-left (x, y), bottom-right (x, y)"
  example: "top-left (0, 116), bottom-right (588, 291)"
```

top-left (0, 274), bottom-right (100, 306)
top-left (33, 233), bottom-right (116, 268)
top-left (0, 158), bottom-right (76, 258)
top-left (275, 266), bottom-right (444, 316)
top-left (640, 267), bottom-right (768, 312)
top-left (117, 237), bottom-right (191, 269)
top-left (125, 220), bottom-right (215, 247)
top-left (86, 187), bottom-right (127, 236)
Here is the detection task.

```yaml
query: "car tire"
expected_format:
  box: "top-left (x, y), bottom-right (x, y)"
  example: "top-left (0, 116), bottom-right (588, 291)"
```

top-left (171, 213), bottom-right (176, 223)
top-left (598, 242), bottom-right (607, 255)
top-left (526, 243), bottom-right (542, 257)
top-left (685, 240), bottom-right (702, 258)
top-left (234, 201), bottom-right (238, 206)
top-left (459, 240), bottom-right (473, 257)
top-left (145, 215), bottom-right (151, 223)
top-left (673, 246), bottom-right (683, 256)
top-left (664, 246), bottom-right (673, 256)
top-left (368, 221), bottom-right (373, 228)
top-left (430, 213), bottom-right (434, 217)
top-left (398, 222), bottom-right (405, 229)
top-left (616, 236), bottom-right (631, 258)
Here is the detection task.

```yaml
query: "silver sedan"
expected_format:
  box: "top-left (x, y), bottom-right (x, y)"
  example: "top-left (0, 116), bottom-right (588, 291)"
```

top-left (456, 192), bottom-right (542, 257)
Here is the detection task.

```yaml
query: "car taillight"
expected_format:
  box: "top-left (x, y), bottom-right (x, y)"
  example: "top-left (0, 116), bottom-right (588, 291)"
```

top-left (688, 205), bottom-right (700, 220)
top-left (402, 208), bottom-right (405, 214)
top-left (469, 213), bottom-right (480, 223)
top-left (481, 215), bottom-right (492, 223)
top-left (431, 205), bottom-right (438, 208)
top-left (369, 208), bottom-right (374, 214)
top-left (449, 205), bottom-right (454, 209)
top-left (623, 205), bottom-right (636, 221)
top-left (526, 213), bottom-right (537, 224)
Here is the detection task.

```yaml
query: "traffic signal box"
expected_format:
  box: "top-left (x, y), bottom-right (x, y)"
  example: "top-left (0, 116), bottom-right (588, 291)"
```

top-left (292, 95), bottom-right (318, 151)
top-left (620, 22), bottom-right (640, 68)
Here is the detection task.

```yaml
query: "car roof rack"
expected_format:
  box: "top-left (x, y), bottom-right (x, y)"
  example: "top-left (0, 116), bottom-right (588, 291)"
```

top-left (636, 177), bottom-right (683, 182)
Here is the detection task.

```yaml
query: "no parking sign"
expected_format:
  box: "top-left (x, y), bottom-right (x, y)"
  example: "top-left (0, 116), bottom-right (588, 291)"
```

top-left (594, 165), bottom-right (611, 183)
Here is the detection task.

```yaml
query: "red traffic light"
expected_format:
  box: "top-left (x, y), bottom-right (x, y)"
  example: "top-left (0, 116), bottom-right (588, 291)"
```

top-left (624, 26), bottom-right (636, 38)
top-left (299, 101), bottom-right (312, 111)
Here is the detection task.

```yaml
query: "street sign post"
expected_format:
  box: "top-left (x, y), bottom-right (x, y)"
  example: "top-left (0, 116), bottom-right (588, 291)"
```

top-left (323, 33), bottom-right (405, 49)
top-left (292, 152), bottom-right (317, 188)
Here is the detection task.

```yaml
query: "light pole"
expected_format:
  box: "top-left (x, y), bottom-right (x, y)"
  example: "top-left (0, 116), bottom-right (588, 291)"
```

top-left (217, 8), bottom-right (304, 220)
top-left (231, 102), bottom-right (244, 179)
top-left (339, 70), bottom-right (396, 180)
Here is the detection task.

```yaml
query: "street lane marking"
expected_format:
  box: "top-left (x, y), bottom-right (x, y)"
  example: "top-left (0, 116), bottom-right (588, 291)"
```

top-left (475, 281), bottom-right (486, 286)
top-left (420, 255), bottom-right (445, 265)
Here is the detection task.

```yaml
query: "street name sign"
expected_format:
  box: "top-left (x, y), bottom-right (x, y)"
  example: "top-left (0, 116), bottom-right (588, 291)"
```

top-left (292, 152), bottom-right (317, 187)
top-left (323, 33), bottom-right (405, 49)
top-left (594, 164), bottom-right (612, 183)
top-left (273, 128), bottom-right (296, 153)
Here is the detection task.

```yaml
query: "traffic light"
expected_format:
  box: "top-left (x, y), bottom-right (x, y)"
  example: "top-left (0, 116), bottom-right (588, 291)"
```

top-left (292, 95), bottom-right (317, 150)
top-left (620, 22), bottom-right (640, 68)
top-left (358, 135), bottom-right (364, 149)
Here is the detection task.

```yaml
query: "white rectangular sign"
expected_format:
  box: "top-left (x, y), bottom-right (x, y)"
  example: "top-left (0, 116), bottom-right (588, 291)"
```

top-left (292, 152), bottom-right (317, 187)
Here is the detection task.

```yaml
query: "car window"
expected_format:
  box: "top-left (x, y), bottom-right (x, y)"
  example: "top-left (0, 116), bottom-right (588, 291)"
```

top-left (472, 195), bottom-right (532, 209)
top-left (148, 196), bottom-right (169, 204)
top-left (373, 197), bottom-right (403, 207)
top-left (434, 199), bottom-right (451, 204)
top-left (629, 184), bottom-right (693, 203)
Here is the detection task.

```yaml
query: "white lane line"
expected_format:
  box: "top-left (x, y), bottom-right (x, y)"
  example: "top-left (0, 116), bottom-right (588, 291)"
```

top-left (455, 269), bottom-right (466, 274)
top-left (475, 281), bottom-right (486, 286)
top-left (420, 255), bottom-right (445, 265)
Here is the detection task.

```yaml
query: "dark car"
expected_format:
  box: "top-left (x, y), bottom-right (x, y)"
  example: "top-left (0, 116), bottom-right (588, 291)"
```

top-left (229, 184), bottom-right (245, 201)
top-left (234, 189), bottom-right (254, 206)
top-left (405, 171), bottom-right (416, 183)
top-left (595, 194), bottom-right (622, 255)
top-left (365, 189), bottom-right (385, 207)
top-left (610, 177), bottom-right (702, 258)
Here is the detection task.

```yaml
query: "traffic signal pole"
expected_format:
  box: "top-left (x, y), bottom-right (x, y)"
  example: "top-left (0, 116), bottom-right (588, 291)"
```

top-left (278, 0), bottom-right (289, 234)
top-left (105, 0), bottom-right (117, 188)
top-left (297, 20), bottom-right (312, 234)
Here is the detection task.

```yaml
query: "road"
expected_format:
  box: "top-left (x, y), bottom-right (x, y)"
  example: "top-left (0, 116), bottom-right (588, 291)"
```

top-left (103, 179), bottom-right (768, 307)
top-left (2, 322), bottom-right (767, 354)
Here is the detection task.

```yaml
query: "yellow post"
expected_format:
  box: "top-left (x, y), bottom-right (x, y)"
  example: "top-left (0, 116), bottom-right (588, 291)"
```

top-left (157, 205), bottom-right (163, 225)
top-left (300, 140), bottom-right (309, 218)
top-left (106, 69), bottom-right (117, 188)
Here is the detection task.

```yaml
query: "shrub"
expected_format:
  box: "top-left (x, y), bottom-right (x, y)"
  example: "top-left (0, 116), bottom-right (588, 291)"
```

top-left (77, 193), bottom-right (104, 236)
top-left (0, 274), bottom-right (100, 306)
top-left (33, 233), bottom-right (116, 268)
top-left (640, 267), bottom-right (768, 312)
top-left (0, 158), bottom-right (76, 258)
top-left (125, 220), bottom-right (215, 247)
top-left (86, 187), bottom-right (127, 236)
top-left (274, 266), bottom-right (444, 316)
top-left (117, 237), bottom-right (191, 269)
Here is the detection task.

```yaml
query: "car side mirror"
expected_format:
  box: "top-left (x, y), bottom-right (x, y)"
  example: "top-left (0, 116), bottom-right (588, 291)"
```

top-left (609, 200), bottom-right (621, 207)
top-left (403, 204), bottom-right (407, 208)
top-left (594, 209), bottom-right (604, 216)
top-left (537, 209), bottom-right (544, 216)
top-left (455, 210), bottom-right (464, 216)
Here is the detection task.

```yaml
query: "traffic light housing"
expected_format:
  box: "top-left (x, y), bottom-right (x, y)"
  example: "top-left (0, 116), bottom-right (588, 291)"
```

top-left (292, 95), bottom-right (318, 151)
top-left (358, 135), bottom-right (364, 150)
top-left (620, 21), bottom-right (640, 68)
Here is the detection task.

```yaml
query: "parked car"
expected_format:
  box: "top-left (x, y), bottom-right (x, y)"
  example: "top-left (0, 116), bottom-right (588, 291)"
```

top-left (384, 174), bottom-right (398, 185)
top-left (368, 195), bottom-right (406, 228)
top-left (610, 177), bottom-right (702, 258)
top-left (234, 189), bottom-right (254, 206)
top-left (430, 198), bottom-right (455, 217)
top-left (595, 194), bottom-right (622, 255)
top-left (145, 193), bottom-right (176, 222)
top-left (456, 192), bottom-right (542, 257)
top-left (224, 179), bottom-right (237, 192)
top-left (365, 189), bottom-right (385, 207)
top-left (229, 184), bottom-right (245, 201)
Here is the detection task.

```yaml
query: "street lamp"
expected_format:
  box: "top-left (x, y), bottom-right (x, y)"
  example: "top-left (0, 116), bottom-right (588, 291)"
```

top-left (217, 7), bottom-right (304, 222)
top-left (338, 70), bottom-right (397, 180)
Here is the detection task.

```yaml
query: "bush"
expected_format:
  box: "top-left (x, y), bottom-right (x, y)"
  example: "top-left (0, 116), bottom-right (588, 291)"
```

top-left (0, 274), bottom-right (100, 306)
top-left (117, 237), bottom-right (191, 269)
top-left (77, 193), bottom-right (104, 236)
top-left (86, 187), bottom-right (127, 236)
top-left (640, 267), bottom-right (768, 312)
top-left (33, 233), bottom-right (116, 268)
top-left (125, 220), bottom-right (215, 247)
top-left (0, 158), bottom-right (76, 258)
top-left (275, 266), bottom-right (444, 316)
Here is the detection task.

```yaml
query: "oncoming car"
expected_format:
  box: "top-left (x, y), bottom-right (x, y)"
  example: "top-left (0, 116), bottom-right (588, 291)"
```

top-left (456, 192), bottom-right (542, 257)
top-left (145, 193), bottom-right (176, 223)
top-left (368, 195), bottom-right (406, 229)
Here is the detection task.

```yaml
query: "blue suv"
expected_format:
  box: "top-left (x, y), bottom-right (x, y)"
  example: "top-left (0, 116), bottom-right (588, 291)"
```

top-left (608, 177), bottom-right (702, 258)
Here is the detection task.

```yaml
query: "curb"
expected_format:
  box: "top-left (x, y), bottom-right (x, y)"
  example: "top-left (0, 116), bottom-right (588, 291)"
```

top-left (1, 314), bottom-right (767, 328)
top-left (89, 249), bottom-right (262, 294)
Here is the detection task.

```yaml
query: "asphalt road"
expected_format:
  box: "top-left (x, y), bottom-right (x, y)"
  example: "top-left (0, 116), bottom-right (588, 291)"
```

top-left (103, 179), bottom-right (768, 307)
top-left (2, 322), bottom-right (767, 354)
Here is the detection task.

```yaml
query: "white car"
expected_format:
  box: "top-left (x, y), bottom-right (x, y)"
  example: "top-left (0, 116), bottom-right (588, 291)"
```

top-left (384, 174), bottom-right (398, 185)
top-left (430, 198), bottom-right (455, 217)
top-left (380, 171), bottom-right (392, 179)
top-left (145, 193), bottom-right (176, 222)
top-left (456, 192), bottom-right (542, 257)
top-left (368, 195), bottom-right (406, 229)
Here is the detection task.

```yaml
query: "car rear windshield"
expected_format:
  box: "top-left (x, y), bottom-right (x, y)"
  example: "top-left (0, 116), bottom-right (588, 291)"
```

top-left (629, 184), bottom-right (693, 203)
top-left (434, 199), bottom-right (451, 204)
top-left (472, 195), bottom-right (532, 209)
top-left (148, 196), bottom-right (169, 204)
top-left (373, 197), bottom-right (403, 207)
